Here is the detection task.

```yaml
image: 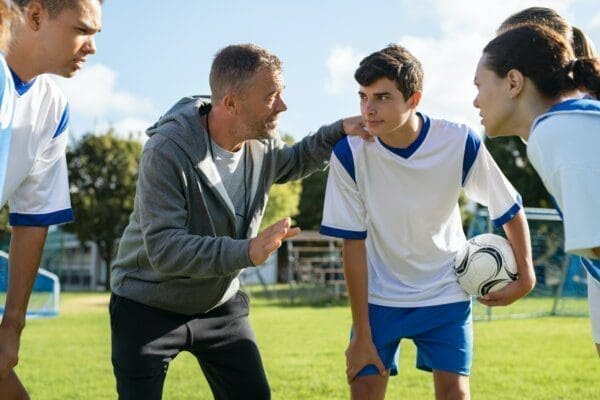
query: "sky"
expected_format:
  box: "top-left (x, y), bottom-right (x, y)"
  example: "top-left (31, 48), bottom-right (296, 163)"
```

top-left (56, 0), bottom-right (600, 143)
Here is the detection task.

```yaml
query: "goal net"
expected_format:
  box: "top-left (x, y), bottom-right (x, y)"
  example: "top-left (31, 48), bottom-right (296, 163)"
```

top-left (0, 250), bottom-right (60, 318)
top-left (468, 207), bottom-right (589, 320)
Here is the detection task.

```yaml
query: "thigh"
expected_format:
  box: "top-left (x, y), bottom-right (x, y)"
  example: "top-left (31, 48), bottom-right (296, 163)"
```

top-left (354, 303), bottom-right (402, 378)
top-left (412, 301), bottom-right (473, 376)
top-left (0, 370), bottom-right (28, 400)
top-left (189, 291), bottom-right (270, 400)
top-left (110, 294), bottom-right (188, 400)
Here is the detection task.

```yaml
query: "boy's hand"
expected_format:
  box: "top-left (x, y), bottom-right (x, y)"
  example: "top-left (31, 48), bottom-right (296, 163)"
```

top-left (477, 276), bottom-right (534, 307)
top-left (345, 335), bottom-right (386, 382)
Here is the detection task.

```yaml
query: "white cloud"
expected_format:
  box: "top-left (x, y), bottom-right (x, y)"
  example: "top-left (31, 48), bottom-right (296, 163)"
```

top-left (55, 63), bottom-right (157, 120)
top-left (323, 0), bottom-right (581, 132)
top-left (94, 117), bottom-right (152, 144)
top-left (325, 46), bottom-right (364, 95)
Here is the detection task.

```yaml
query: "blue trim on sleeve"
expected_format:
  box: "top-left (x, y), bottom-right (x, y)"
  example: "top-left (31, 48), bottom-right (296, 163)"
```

top-left (333, 137), bottom-right (356, 183)
top-left (319, 225), bottom-right (367, 240)
top-left (52, 103), bottom-right (70, 138)
top-left (581, 258), bottom-right (600, 283)
top-left (377, 113), bottom-right (430, 159)
top-left (461, 128), bottom-right (481, 186)
top-left (9, 208), bottom-right (74, 226)
top-left (492, 194), bottom-right (522, 227)
top-left (9, 67), bottom-right (36, 96)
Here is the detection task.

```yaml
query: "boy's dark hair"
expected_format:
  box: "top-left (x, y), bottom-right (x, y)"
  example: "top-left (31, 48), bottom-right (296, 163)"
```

top-left (354, 44), bottom-right (423, 99)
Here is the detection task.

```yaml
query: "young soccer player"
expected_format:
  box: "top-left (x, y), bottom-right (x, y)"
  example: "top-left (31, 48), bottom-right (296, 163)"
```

top-left (0, 1), bottom-right (102, 398)
top-left (473, 24), bottom-right (600, 356)
top-left (320, 44), bottom-right (535, 400)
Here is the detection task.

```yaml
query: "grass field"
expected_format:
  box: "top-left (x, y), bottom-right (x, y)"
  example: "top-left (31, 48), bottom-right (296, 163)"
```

top-left (14, 290), bottom-right (600, 399)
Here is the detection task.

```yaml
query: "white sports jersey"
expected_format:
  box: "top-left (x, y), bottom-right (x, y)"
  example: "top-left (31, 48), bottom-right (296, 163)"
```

top-left (528, 99), bottom-right (600, 283)
top-left (0, 55), bottom-right (14, 202)
top-left (0, 69), bottom-right (73, 226)
top-left (320, 114), bottom-right (521, 307)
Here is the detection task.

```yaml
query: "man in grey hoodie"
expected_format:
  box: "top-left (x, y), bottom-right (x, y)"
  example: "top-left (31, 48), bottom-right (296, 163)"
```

top-left (109, 44), bottom-right (370, 400)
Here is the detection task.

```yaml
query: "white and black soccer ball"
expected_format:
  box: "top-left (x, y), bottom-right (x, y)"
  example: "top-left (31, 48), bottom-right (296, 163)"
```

top-left (454, 233), bottom-right (519, 297)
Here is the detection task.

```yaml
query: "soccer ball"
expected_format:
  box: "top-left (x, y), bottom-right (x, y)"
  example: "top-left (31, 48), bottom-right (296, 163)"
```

top-left (454, 233), bottom-right (519, 296)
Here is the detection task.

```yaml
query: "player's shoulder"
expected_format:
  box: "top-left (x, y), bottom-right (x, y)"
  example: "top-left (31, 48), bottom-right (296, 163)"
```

top-left (426, 115), bottom-right (480, 150)
top-left (35, 75), bottom-right (68, 106)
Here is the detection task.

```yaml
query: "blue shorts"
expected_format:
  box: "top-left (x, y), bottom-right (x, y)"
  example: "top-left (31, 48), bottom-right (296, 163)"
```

top-left (353, 300), bottom-right (473, 377)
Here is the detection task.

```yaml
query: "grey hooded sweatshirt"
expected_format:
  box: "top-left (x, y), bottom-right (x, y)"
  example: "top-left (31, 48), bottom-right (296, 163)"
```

top-left (110, 96), bottom-right (346, 314)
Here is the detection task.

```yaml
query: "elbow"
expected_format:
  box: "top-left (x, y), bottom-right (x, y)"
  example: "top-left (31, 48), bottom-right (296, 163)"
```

top-left (520, 271), bottom-right (536, 294)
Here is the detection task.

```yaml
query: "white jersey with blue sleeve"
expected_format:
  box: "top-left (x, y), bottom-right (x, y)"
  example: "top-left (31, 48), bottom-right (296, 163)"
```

top-left (320, 114), bottom-right (521, 307)
top-left (0, 55), bottom-right (15, 205)
top-left (528, 99), bottom-right (600, 283)
top-left (0, 70), bottom-right (73, 226)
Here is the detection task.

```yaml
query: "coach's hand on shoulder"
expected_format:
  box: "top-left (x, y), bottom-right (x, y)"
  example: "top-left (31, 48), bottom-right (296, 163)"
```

top-left (0, 323), bottom-right (21, 380)
top-left (249, 217), bottom-right (300, 266)
top-left (343, 116), bottom-right (374, 142)
top-left (477, 275), bottom-right (535, 307)
top-left (345, 335), bottom-right (386, 383)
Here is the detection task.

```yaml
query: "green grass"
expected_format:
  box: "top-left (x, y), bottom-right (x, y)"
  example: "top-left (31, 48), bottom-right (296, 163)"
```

top-left (14, 291), bottom-right (600, 399)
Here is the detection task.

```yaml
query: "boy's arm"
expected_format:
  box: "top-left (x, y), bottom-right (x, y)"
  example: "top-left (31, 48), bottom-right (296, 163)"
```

top-left (343, 239), bottom-right (385, 381)
top-left (478, 210), bottom-right (536, 306)
top-left (0, 226), bottom-right (48, 379)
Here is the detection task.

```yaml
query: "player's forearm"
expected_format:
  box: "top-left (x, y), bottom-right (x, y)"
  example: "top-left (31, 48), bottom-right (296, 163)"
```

top-left (342, 239), bottom-right (371, 337)
top-left (502, 210), bottom-right (536, 293)
top-left (1, 226), bottom-right (48, 332)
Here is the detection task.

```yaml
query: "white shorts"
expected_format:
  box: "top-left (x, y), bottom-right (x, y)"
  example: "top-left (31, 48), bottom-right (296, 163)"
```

top-left (588, 273), bottom-right (600, 344)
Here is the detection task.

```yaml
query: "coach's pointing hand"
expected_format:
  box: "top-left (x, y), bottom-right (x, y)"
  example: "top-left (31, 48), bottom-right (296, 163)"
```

top-left (249, 217), bottom-right (300, 266)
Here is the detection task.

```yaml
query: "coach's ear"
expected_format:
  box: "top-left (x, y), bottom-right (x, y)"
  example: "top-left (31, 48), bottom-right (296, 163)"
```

top-left (407, 91), bottom-right (422, 110)
top-left (506, 69), bottom-right (525, 98)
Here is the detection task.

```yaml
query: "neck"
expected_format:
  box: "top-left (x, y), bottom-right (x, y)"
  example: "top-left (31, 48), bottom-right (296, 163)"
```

top-left (513, 95), bottom-right (565, 142)
top-left (6, 40), bottom-right (42, 82)
top-left (378, 111), bottom-right (421, 148)
top-left (206, 107), bottom-right (245, 152)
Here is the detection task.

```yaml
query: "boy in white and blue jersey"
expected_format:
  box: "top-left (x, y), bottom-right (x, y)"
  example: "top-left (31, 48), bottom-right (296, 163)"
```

top-left (0, 1), bottom-right (102, 397)
top-left (474, 25), bottom-right (600, 358)
top-left (321, 45), bottom-right (535, 400)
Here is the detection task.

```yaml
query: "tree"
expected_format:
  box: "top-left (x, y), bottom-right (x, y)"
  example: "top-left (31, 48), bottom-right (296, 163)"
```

top-left (65, 130), bottom-right (142, 290)
top-left (259, 134), bottom-right (302, 230)
top-left (0, 204), bottom-right (9, 246)
top-left (295, 169), bottom-right (328, 230)
top-left (485, 136), bottom-right (552, 208)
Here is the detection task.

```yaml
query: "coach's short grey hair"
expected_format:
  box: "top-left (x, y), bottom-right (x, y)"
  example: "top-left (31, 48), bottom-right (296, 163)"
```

top-left (209, 44), bottom-right (282, 103)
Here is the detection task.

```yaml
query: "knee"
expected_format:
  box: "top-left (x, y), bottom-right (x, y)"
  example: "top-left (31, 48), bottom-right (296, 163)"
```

top-left (442, 386), bottom-right (470, 400)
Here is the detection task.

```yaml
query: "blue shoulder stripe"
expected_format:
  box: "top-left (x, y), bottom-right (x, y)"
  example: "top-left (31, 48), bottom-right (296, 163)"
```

top-left (581, 258), bottom-right (600, 283)
top-left (9, 208), bottom-right (74, 226)
top-left (333, 137), bottom-right (356, 183)
top-left (533, 99), bottom-right (600, 130)
top-left (52, 103), bottom-right (70, 139)
top-left (462, 128), bottom-right (481, 186)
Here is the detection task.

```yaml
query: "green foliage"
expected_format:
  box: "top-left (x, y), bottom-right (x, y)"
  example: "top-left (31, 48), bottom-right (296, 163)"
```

top-left (485, 136), bottom-right (551, 207)
top-left (295, 169), bottom-right (328, 230)
top-left (64, 131), bottom-right (142, 289)
top-left (260, 134), bottom-right (302, 230)
top-left (0, 204), bottom-right (9, 245)
top-left (17, 292), bottom-right (599, 399)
